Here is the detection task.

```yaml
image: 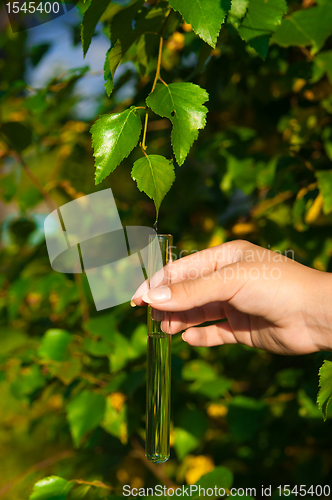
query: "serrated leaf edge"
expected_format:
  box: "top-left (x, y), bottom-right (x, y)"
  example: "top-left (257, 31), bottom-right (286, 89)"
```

top-left (146, 82), bottom-right (209, 166)
top-left (317, 359), bottom-right (332, 421)
top-left (169, 0), bottom-right (228, 48)
top-left (131, 154), bottom-right (175, 216)
top-left (91, 107), bottom-right (142, 184)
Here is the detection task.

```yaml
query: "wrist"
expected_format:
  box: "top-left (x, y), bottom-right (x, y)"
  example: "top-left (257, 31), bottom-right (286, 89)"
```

top-left (308, 270), bottom-right (332, 352)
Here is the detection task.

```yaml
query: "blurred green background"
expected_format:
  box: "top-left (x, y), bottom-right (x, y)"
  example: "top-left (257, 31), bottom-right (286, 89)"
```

top-left (1, 0), bottom-right (332, 498)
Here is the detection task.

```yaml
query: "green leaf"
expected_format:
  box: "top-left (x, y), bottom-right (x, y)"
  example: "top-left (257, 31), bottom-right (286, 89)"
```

top-left (174, 428), bottom-right (200, 460)
top-left (29, 476), bottom-right (73, 500)
top-left (39, 329), bottom-right (72, 362)
top-left (49, 358), bottom-right (82, 385)
top-left (313, 51), bottom-right (332, 85)
top-left (316, 170), bottom-right (332, 214)
top-left (29, 43), bottom-right (50, 67)
top-left (103, 47), bottom-right (116, 97)
top-left (298, 389), bottom-right (322, 419)
top-left (0, 328), bottom-right (28, 355)
top-left (91, 106), bottom-right (142, 184)
top-left (131, 155), bottom-right (175, 217)
top-left (67, 391), bottom-right (106, 447)
top-left (238, 0), bottom-right (287, 59)
top-left (227, 396), bottom-right (268, 441)
top-left (84, 337), bottom-right (113, 357)
top-left (81, 0), bottom-right (112, 57)
top-left (182, 359), bottom-right (217, 381)
top-left (174, 407), bottom-right (208, 459)
top-left (136, 34), bottom-right (160, 77)
top-left (83, 312), bottom-right (117, 342)
top-left (224, 153), bottom-right (258, 194)
top-left (317, 359), bottom-right (332, 421)
top-left (108, 332), bottom-right (133, 372)
top-left (101, 395), bottom-right (127, 443)
top-left (168, 0), bottom-right (231, 48)
top-left (276, 368), bottom-right (304, 388)
top-left (0, 122), bottom-right (33, 152)
top-left (228, 0), bottom-right (249, 29)
top-left (189, 377), bottom-right (232, 399)
top-left (272, 4), bottom-right (332, 54)
top-left (110, 0), bottom-right (144, 45)
top-left (25, 90), bottom-right (48, 114)
top-left (104, 0), bottom-right (169, 95)
top-left (11, 364), bottom-right (46, 399)
top-left (146, 83), bottom-right (209, 165)
top-left (195, 466), bottom-right (233, 493)
top-left (103, 0), bottom-right (143, 95)
top-left (131, 324), bottom-right (147, 357)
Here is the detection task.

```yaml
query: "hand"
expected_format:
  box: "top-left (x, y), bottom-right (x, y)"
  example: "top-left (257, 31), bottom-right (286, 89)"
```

top-left (131, 240), bottom-right (332, 355)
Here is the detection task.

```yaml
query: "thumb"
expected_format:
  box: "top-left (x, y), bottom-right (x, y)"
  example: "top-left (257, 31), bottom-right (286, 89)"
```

top-left (141, 261), bottom-right (251, 312)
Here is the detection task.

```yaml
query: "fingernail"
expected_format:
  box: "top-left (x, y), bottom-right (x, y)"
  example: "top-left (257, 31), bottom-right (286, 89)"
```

top-left (182, 332), bottom-right (187, 342)
top-left (142, 286), bottom-right (171, 304)
top-left (130, 294), bottom-right (137, 307)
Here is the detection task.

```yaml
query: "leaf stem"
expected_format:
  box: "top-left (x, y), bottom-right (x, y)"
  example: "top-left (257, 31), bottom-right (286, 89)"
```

top-left (141, 112), bottom-right (149, 151)
top-left (142, 147), bottom-right (149, 158)
top-left (151, 36), bottom-right (164, 93)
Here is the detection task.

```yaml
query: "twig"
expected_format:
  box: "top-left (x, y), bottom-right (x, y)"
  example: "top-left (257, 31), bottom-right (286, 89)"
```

top-left (264, 393), bottom-right (296, 405)
top-left (74, 272), bottom-right (89, 323)
top-left (140, 9), bottom-right (172, 154)
top-left (73, 479), bottom-right (112, 490)
top-left (151, 10), bottom-right (172, 92)
top-left (0, 450), bottom-right (73, 499)
top-left (151, 36), bottom-right (164, 93)
top-left (302, 0), bottom-right (316, 8)
top-left (130, 437), bottom-right (178, 489)
top-left (299, 46), bottom-right (314, 61)
top-left (12, 152), bottom-right (56, 213)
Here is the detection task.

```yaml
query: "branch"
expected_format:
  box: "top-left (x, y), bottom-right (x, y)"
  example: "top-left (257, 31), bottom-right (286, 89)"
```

top-left (74, 479), bottom-right (112, 490)
top-left (12, 152), bottom-right (56, 213)
top-left (0, 450), bottom-right (73, 499)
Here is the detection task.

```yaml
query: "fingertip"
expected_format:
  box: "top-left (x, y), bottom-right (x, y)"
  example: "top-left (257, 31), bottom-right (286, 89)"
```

top-left (161, 318), bottom-right (173, 334)
top-left (130, 294), bottom-right (147, 307)
top-left (182, 327), bottom-right (202, 345)
top-left (131, 279), bottom-right (150, 304)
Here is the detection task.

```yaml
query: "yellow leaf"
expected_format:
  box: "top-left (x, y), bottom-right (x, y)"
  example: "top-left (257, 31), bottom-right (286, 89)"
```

top-left (251, 191), bottom-right (293, 217)
top-left (207, 403), bottom-right (228, 418)
top-left (185, 455), bottom-right (214, 485)
top-left (305, 193), bottom-right (324, 224)
top-left (232, 222), bottom-right (257, 236)
top-left (110, 392), bottom-right (126, 412)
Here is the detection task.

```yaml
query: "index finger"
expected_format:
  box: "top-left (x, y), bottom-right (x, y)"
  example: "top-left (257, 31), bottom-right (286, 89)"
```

top-left (131, 240), bottom-right (242, 306)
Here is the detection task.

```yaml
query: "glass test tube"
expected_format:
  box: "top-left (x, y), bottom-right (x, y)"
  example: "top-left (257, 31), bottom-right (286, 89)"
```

top-left (146, 234), bottom-right (173, 464)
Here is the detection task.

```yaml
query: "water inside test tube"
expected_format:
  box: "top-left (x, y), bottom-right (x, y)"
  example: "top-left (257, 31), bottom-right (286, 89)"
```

top-left (145, 234), bottom-right (172, 464)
